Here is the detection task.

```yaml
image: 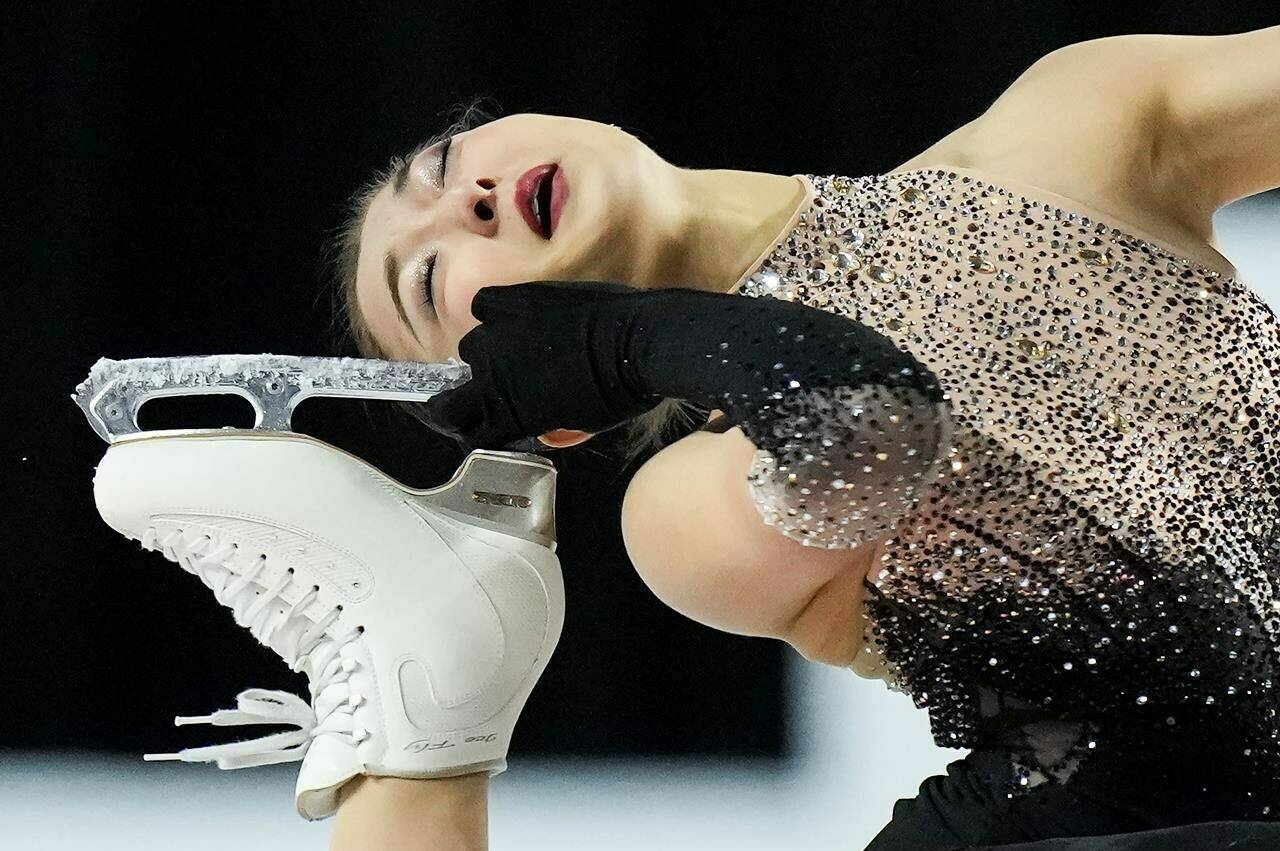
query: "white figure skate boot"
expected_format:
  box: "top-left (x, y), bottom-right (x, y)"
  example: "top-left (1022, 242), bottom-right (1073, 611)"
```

top-left (91, 430), bottom-right (564, 820)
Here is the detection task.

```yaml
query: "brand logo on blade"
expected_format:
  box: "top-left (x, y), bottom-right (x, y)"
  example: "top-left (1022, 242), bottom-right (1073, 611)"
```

top-left (471, 490), bottom-right (531, 509)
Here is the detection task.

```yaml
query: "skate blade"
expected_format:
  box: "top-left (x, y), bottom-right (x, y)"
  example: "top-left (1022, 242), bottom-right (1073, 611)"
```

top-left (71, 354), bottom-right (471, 444)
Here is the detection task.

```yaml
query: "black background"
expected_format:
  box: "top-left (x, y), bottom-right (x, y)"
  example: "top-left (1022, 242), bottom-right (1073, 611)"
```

top-left (4, 3), bottom-right (1274, 760)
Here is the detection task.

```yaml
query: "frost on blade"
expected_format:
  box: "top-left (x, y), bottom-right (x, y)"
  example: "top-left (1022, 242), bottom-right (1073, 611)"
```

top-left (72, 354), bottom-right (472, 443)
top-left (79, 354), bottom-right (469, 395)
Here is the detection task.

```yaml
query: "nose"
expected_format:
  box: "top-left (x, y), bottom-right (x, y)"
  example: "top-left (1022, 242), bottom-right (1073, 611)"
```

top-left (453, 177), bottom-right (499, 237)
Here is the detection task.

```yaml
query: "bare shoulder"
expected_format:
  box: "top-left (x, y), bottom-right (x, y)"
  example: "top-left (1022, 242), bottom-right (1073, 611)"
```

top-left (895, 31), bottom-right (1278, 254)
top-left (621, 424), bottom-right (874, 666)
top-left (901, 35), bottom-right (1181, 182)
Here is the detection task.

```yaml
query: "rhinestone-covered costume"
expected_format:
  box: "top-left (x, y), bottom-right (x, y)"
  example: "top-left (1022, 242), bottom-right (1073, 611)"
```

top-left (725, 168), bottom-right (1280, 820)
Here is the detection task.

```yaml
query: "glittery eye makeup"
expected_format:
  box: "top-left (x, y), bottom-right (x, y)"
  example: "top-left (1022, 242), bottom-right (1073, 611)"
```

top-left (405, 137), bottom-right (451, 319)
top-left (415, 136), bottom-right (452, 192)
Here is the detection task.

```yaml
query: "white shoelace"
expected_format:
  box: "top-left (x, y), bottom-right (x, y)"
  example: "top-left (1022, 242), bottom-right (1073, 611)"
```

top-left (141, 529), bottom-right (368, 769)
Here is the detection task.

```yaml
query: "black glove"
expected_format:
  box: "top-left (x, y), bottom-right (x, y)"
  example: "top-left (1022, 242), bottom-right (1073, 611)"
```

top-left (421, 278), bottom-right (944, 442)
top-left (423, 279), bottom-right (955, 547)
top-left (420, 280), bottom-right (663, 452)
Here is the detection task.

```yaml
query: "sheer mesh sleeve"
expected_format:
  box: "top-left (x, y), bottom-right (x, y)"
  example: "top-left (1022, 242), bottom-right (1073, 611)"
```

top-left (626, 286), bottom-right (956, 551)
top-left (740, 381), bottom-right (954, 549)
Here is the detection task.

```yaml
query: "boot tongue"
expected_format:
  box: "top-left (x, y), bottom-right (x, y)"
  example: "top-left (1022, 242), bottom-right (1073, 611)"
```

top-left (295, 733), bottom-right (364, 821)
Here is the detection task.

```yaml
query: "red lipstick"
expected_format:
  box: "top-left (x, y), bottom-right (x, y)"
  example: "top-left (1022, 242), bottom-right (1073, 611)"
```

top-left (549, 165), bottom-right (568, 236)
top-left (515, 163), bottom-right (568, 239)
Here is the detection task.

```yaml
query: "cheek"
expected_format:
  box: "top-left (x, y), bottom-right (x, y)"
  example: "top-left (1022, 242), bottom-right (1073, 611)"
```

top-left (557, 158), bottom-right (655, 281)
top-left (445, 278), bottom-right (485, 344)
top-left (444, 252), bottom-right (534, 334)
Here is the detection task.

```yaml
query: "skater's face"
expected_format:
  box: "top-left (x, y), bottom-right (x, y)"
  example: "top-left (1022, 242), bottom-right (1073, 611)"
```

top-left (354, 113), bottom-right (672, 363)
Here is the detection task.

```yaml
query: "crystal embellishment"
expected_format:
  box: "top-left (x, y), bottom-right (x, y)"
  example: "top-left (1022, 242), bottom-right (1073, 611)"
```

top-left (867, 265), bottom-right (897, 283)
top-left (729, 168), bottom-right (1278, 816)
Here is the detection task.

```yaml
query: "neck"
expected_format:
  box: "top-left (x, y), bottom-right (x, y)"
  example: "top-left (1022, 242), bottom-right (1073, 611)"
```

top-left (643, 167), bottom-right (807, 294)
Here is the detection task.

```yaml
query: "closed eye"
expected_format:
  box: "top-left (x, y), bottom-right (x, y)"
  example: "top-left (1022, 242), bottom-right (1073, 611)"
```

top-left (414, 138), bottom-right (450, 317)
top-left (417, 253), bottom-right (438, 316)
top-left (440, 136), bottom-right (452, 179)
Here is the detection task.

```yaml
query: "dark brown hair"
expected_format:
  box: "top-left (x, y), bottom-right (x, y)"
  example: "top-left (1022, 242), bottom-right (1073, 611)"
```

top-left (322, 99), bottom-right (702, 466)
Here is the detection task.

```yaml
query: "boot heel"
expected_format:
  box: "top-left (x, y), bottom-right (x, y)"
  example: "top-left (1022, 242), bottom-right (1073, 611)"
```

top-left (415, 450), bottom-right (558, 549)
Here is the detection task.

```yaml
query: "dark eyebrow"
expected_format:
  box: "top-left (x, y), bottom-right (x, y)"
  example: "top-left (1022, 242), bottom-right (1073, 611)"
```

top-left (383, 252), bottom-right (421, 344)
top-left (390, 137), bottom-right (439, 196)
top-left (390, 156), bottom-right (411, 195)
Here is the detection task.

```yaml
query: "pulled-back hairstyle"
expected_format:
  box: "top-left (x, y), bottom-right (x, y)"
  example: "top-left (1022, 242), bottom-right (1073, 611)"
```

top-left (322, 98), bottom-right (704, 466)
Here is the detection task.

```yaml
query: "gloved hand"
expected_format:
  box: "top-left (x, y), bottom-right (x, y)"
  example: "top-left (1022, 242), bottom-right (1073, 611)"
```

top-left (422, 280), bottom-right (663, 452)
top-left (424, 278), bottom-right (955, 548)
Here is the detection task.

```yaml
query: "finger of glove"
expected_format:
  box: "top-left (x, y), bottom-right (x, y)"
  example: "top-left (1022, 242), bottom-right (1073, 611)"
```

top-left (456, 320), bottom-right (491, 368)
top-left (426, 328), bottom-right (491, 429)
top-left (433, 324), bottom-right (531, 448)
top-left (470, 280), bottom-right (638, 324)
top-left (421, 383), bottom-right (485, 440)
top-left (524, 279), bottom-right (638, 298)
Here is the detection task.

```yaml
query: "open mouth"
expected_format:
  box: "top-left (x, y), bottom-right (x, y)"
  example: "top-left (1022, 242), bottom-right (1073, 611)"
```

top-left (515, 163), bottom-right (567, 240)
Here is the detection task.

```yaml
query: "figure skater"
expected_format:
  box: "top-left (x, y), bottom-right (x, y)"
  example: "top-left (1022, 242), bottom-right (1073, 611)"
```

top-left (104, 26), bottom-right (1280, 850)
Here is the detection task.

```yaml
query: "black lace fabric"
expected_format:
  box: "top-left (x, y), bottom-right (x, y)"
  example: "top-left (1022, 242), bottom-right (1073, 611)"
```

top-left (733, 169), bottom-right (1280, 819)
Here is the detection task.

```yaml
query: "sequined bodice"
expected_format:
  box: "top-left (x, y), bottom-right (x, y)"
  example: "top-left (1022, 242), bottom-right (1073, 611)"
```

top-left (738, 168), bottom-right (1280, 817)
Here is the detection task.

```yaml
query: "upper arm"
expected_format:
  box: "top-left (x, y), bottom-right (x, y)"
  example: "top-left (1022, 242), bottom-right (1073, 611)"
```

top-left (1157, 26), bottom-right (1280, 206)
top-left (620, 425), bottom-right (869, 650)
top-left (978, 29), bottom-right (1280, 209)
